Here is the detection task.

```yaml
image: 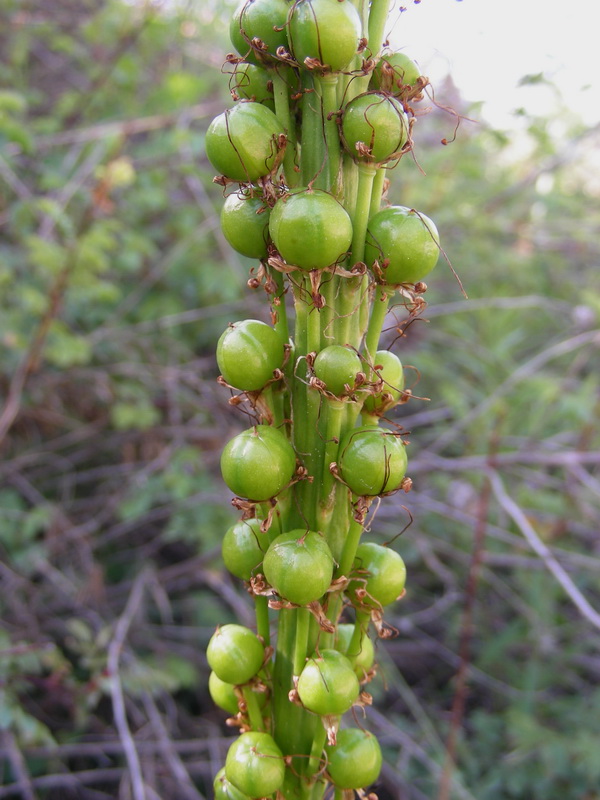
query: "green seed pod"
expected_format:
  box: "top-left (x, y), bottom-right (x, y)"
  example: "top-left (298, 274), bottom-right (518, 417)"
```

top-left (220, 192), bottom-right (271, 260)
top-left (206, 624), bottom-right (265, 685)
top-left (263, 529), bottom-right (334, 605)
top-left (365, 205), bottom-right (440, 285)
top-left (214, 767), bottom-right (253, 800)
top-left (217, 319), bottom-right (283, 392)
top-left (222, 518), bottom-right (267, 581)
top-left (230, 0), bottom-right (291, 65)
top-left (225, 731), bottom-right (285, 797)
top-left (269, 188), bottom-right (353, 271)
top-left (231, 63), bottom-right (275, 108)
top-left (334, 623), bottom-right (375, 679)
top-left (221, 424), bottom-right (296, 501)
top-left (363, 349), bottom-right (404, 414)
top-left (287, 0), bottom-right (362, 72)
top-left (337, 425), bottom-right (407, 496)
top-left (209, 671), bottom-right (240, 715)
top-left (313, 345), bottom-right (362, 396)
top-left (341, 92), bottom-right (408, 164)
top-left (325, 728), bottom-right (383, 789)
top-left (347, 541), bottom-right (407, 608)
top-left (205, 103), bottom-right (284, 182)
top-left (297, 649), bottom-right (360, 716)
top-left (371, 51), bottom-right (421, 95)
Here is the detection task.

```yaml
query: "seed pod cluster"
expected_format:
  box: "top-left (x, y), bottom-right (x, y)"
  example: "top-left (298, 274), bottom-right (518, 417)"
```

top-left (206, 1), bottom-right (443, 796)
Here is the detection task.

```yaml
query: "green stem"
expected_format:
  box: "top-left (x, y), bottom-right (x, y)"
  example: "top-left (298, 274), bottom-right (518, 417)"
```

top-left (364, 284), bottom-right (392, 364)
top-left (347, 610), bottom-right (370, 664)
top-left (315, 74), bottom-right (341, 194)
top-left (370, 167), bottom-right (387, 218)
top-left (255, 594), bottom-right (270, 647)
top-left (335, 516), bottom-right (363, 579)
top-left (350, 163), bottom-right (376, 267)
top-left (306, 276), bottom-right (321, 354)
top-left (318, 399), bottom-right (345, 520)
top-left (270, 267), bottom-right (289, 345)
top-left (307, 723), bottom-right (327, 775)
top-left (293, 608), bottom-right (310, 677)
top-left (272, 67), bottom-right (298, 187)
top-left (242, 685), bottom-right (265, 732)
top-left (301, 75), bottom-right (326, 188)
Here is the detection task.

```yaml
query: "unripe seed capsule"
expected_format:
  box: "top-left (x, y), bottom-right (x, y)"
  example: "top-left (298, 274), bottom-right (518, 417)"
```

top-left (206, 624), bottom-right (265, 685)
top-left (313, 345), bottom-right (362, 396)
top-left (371, 51), bottom-right (421, 95)
top-left (205, 103), bottom-right (284, 182)
top-left (363, 349), bottom-right (404, 414)
top-left (269, 188), bottom-right (353, 271)
top-left (209, 671), bottom-right (240, 715)
top-left (297, 649), bottom-right (359, 716)
top-left (217, 319), bottom-right (283, 392)
top-left (334, 623), bottom-right (375, 678)
top-left (222, 518), bottom-right (267, 581)
top-left (365, 205), bottom-right (440, 285)
top-left (325, 727), bottom-right (383, 789)
top-left (287, 0), bottom-right (362, 72)
top-left (337, 425), bottom-right (407, 496)
top-left (221, 191), bottom-right (271, 260)
top-left (214, 767), bottom-right (253, 800)
top-left (221, 424), bottom-right (296, 501)
top-left (342, 92), bottom-right (409, 164)
top-left (347, 541), bottom-right (407, 608)
top-left (230, 0), bottom-right (291, 65)
top-left (225, 731), bottom-right (285, 797)
top-left (263, 529), bottom-right (334, 605)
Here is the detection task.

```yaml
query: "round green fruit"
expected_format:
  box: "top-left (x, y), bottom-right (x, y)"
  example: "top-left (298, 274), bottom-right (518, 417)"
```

top-left (365, 205), bottom-right (440, 284)
top-left (334, 623), bottom-right (375, 679)
top-left (348, 541), bottom-right (406, 608)
top-left (225, 731), bottom-right (285, 797)
top-left (222, 518), bottom-right (267, 581)
top-left (230, 0), bottom-right (291, 64)
top-left (221, 424), bottom-right (296, 501)
top-left (371, 51), bottom-right (421, 94)
top-left (206, 624), bottom-right (265, 685)
top-left (287, 0), bottom-right (362, 72)
top-left (269, 188), bottom-right (353, 270)
top-left (231, 63), bottom-right (274, 108)
top-left (342, 92), bottom-right (409, 163)
top-left (363, 350), bottom-right (404, 414)
top-left (214, 767), bottom-right (253, 800)
top-left (220, 192), bottom-right (271, 259)
top-left (297, 649), bottom-right (359, 716)
top-left (209, 671), bottom-right (240, 716)
top-left (206, 102), bottom-right (284, 182)
top-left (313, 345), bottom-right (362, 396)
top-left (325, 728), bottom-right (382, 789)
top-left (337, 425), bottom-right (407, 496)
top-left (263, 529), bottom-right (334, 605)
top-left (217, 319), bottom-right (283, 392)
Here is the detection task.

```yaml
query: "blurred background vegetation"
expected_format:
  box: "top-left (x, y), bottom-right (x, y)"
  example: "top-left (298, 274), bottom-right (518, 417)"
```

top-left (1, 1), bottom-right (599, 798)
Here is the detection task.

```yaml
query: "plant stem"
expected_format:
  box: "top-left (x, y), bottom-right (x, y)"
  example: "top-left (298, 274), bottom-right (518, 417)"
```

top-left (255, 594), bottom-right (270, 647)
top-left (364, 284), bottom-right (392, 364)
top-left (272, 67), bottom-right (298, 187)
top-left (315, 74), bottom-right (341, 194)
top-left (350, 163), bottom-right (376, 267)
top-left (293, 608), bottom-right (310, 677)
top-left (242, 685), bottom-right (265, 732)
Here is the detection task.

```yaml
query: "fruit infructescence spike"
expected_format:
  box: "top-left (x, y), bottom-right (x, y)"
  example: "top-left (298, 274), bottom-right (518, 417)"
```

top-left (207, 1), bottom-right (440, 797)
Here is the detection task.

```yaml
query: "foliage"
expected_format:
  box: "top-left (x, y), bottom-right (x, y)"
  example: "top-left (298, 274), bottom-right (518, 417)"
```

top-left (0, 1), bottom-right (599, 798)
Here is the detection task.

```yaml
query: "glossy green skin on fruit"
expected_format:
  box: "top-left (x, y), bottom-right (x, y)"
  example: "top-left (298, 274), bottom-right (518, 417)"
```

top-left (232, 63), bottom-right (275, 108)
top-left (230, 0), bottom-right (291, 64)
top-left (342, 92), bottom-right (408, 163)
top-left (334, 623), bottom-right (375, 678)
top-left (313, 345), bottom-right (362, 396)
top-left (263, 529), bottom-right (334, 605)
top-left (222, 518), bottom-right (267, 581)
top-left (206, 624), bottom-right (265, 685)
top-left (269, 189), bottom-right (353, 270)
top-left (349, 542), bottom-right (406, 607)
top-left (297, 649), bottom-right (360, 715)
top-left (225, 731), bottom-right (285, 797)
top-left (288, 0), bottom-right (362, 72)
top-left (209, 671), bottom-right (240, 715)
top-left (206, 103), bottom-right (283, 182)
top-left (221, 192), bottom-right (271, 259)
top-left (214, 767), bottom-right (253, 800)
top-left (365, 205), bottom-right (440, 284)
top-left (217, 319), bottom-right (283, 391)
top-left (325, 728), bottom-right (383, 789)
top-left (363, 349), bottom-right (404, 413)
top-left (371, 52), bottom-right (421, 94)
top-left (337, 426), bottom-right (407, 496)
top-left (221, 425), bottom-right (296, 501)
